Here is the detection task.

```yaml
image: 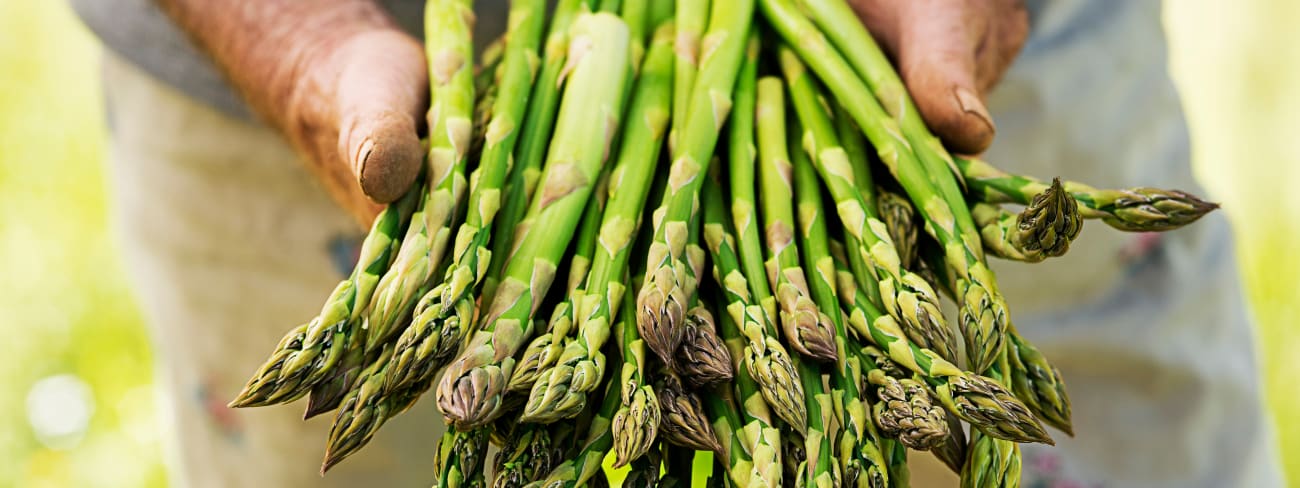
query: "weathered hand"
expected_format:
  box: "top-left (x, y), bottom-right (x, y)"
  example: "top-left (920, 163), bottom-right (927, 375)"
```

top-left (848, 0), bottom-right (1028, 154)
top-left (160, 0), bottom-right (428, 224)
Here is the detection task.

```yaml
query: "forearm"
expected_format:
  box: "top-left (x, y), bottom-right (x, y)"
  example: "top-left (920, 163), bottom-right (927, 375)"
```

top-left (157, 0), bottom-right (395, 131)
top-left (157, 0), bottom-right (430, 221)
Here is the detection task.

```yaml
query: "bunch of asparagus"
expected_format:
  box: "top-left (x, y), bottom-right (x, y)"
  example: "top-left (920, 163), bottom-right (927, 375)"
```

top-left (230, 0), bottom-right (1218, 486)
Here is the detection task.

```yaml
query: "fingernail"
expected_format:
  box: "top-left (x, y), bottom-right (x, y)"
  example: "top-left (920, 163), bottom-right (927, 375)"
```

top-left (353, 138), bottom-right (375, 176)
top-left (953, 86), bottom-right (995, 133)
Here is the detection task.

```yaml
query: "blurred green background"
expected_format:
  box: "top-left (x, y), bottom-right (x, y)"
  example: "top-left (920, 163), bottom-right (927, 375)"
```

top-left (0, 1), bottom-right (1296, 486)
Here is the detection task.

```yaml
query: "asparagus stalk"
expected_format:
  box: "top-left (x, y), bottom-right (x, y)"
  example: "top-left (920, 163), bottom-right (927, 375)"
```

top-left (960, 429), bottom-right (1021, 488)
top-left (793, 355), bottom-right (839, 488)
top-left (1006, 326), bottom-right (1074, 436)
top-left (726, 34), bottom-right (777, 312)
top-left (832, 261), bottom-right (1051, 445)
top-left (834, 108), bottom-right (883, 311)
top-left (866, 369), bottom-right (947, 451)
top-left (701, 174), bottom-right (808, 432)
top-left (779, 49), bottom-right (957, 365)
top-left (521, 22), bottom-right (674, 421)
top-left (880, 439), bottom-right (911, 488)
top-left (670, 0), bottom-right (709, 151)
top-left (433, 427), bottom-right (491, 488)
top-left (435, 12), bottom-right (631, 430)
top-left (230, 182), bottom-right (421, 408)
top-left (702, 367), bottom-right (759, 487)
top-left (754, 77), bottom-right (838, 363)
top-left (612, 282), bottom-right (661, 467)
top-left (364, 0), bottom-right (476, 353)
top-left (971, 178), bottom-right (1082, 262)
top-left (715, 295), bottom-right (784, 487)
top-left (876, 190), bottom-right (919, 269)
top-left (620, 0), bottom-right (650, 67)
top-left (229, 323), bottom-right (314, 408)
top-left (508, 175), bottom-right (607, 395)
top-left (636, 0), bottom-right (755, 365)
top-left (482, 0), bottom-right (588, 303)
top-left (529, 370), bottom-right (622, 488)
top-left (676, 305), bottom-right (735, 388)
top-left (492, 424), bottom-right (556, 488)
top-left (956, 156), bottom-right (1219, 232)
top-left (783, 428), bottom-right (807, 482)
top-left (621, 449), bottom-right (662, 488)
top-left (854, 327), bottom-right (968, 473)
top-left (855, 343), bottom-right (954, 453)
top-left (511, 173), bottom-right (609, 388)
top-left (790, 135), bottom-right (889, 488)
top-left (763, 3), bottom-right (1010, 372)
top-left (657, 370), bottom-right (725, 453)
top-left (383, 0), bottom-right (548, 396)
top-left (598, 0), bottom-right (623, 12)
top-left (472, 38), bottom-right (506, 147)
top-left (960, 353), bottom-right (1023, 488)
top-left (320, 347), bottom-right (428, 471)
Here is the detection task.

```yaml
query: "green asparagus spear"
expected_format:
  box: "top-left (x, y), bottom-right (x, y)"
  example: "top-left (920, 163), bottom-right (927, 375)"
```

top-left (960, 429), bottom-right (1021, 488)
top-left (636, 0), bottom-right (755, 365)
top-left (956, 156), bottom-right (1219, 232)
top-left (677, 305), bottom-right (735, 388)
top-left (508, 175), bottom-right (607, 396)
top-left (960, 352), bottom-right (1023, 488)
top-left (529, 370), bottom-right (622, 488)
top-left (834, 107), bottom-right (883, 310)
top-left (482, 0), bottom-right (588, 303)
top-left (726, 33), bottom-right (778, 317)
top-left (521, 21), bottom-right (674, 421)
top-left (492, 424), bottom-right (556, 488)
top-left (715, 295), bottom-right (784, 487)
top-left (230, 323), bottom-right (313, 408)
top-left (703, 370), bottom-right (760, 487)
top-left (320, 347), bottom-right (428, 471)
top-left (612, 282), bottom-right (661, 467)
top-left (1006, 326), bottom-right (1073, 436)
top-left (971, 178), bottom-right (1082, 262)
top-left (790, 131), bottom-right (889, 488)
top-left (866, 369), bottom-right (947, 451)
top-left (435, 12), bottom-right (631, 430)
top-left (670, 0), bottom-right (709, 151)
top-left (755, 77), bottom-right (837, 363)
top-left (794, 355), bottom-right (839, 488)
top-left (657, 370), bottom-right (724, 453)
top-left (364, 0), bottom-right (476, 354)
top-left (433, 427), bottom-right (491, 488)
top-left (383, 0), bottom-right (548, 395)
top-left (701, 173), bottom-right (808, 433)
top-left (876, 190), bottom-right (919, 270)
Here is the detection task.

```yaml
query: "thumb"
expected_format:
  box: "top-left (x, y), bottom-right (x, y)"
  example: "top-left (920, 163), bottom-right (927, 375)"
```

top-left (894, 6), bottom-right (995, 155)
top-left (333, 30), bottom-right (428, 203)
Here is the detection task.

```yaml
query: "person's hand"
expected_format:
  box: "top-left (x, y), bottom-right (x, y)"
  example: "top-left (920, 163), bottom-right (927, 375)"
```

top-left (160, 0), bottom-right (428, 225)
top-left (848, 0), bottom-right (1029, 154)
